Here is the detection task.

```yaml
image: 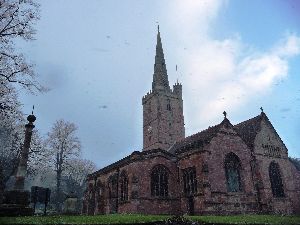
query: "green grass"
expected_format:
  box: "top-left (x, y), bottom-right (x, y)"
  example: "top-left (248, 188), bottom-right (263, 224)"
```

top-left (188, 215), bottom-right (300, 224)
top-left (0, 214), bottom-right (299, 225)
top-left (0, 214), bottom-right (168, 225)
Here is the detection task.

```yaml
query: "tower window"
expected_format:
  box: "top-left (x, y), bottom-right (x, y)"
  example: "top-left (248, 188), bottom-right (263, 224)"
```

top-left (224, 153), bottom-right (242, 192)
top-left (182, 167), bottom-right (197, 196)
top-left (151, 165), bottom-right (169, 197)
top-left (269, 161), bottom-right (285, 197)
top-left (167, 99), bottom-right (171, 111)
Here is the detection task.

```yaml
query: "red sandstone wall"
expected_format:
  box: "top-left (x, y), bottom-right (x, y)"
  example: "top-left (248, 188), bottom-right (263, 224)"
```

top-left (253, 120), bottom-right (295, 214)
top-left (87, 153), bottom-right (180, 215)
top-left (289, 162), bottom-right (300, 214)
top-left (132, 155), bottom-right (180, 214)
top-left (203, 126), bottom-right (258, 214)
top-left (177, 151), bottom-right (206, 214)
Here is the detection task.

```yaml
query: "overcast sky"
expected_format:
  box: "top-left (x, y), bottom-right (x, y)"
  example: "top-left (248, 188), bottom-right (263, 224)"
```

top-left (19, 0), bottom-right (300, 168)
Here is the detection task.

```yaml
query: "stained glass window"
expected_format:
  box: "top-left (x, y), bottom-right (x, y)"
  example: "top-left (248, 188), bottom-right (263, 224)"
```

top-left (269, 161), bottom-right (285, 197)
top-left (183, 167), bottom-right (197, 196)
top-left (225, 153), bottom-right (242, 192)
top-left (151, 165), bottom-right (169, 197)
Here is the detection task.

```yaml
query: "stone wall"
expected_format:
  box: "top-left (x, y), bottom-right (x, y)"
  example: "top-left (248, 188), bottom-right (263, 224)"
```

top-left (142, 89), bottom-right (185, 151)
top-left (253, 119), bottom-right (295, 214)
top-left (290, 163), bottom-right (300, 214)
top-left (203, 125), bottom-right (258, 214)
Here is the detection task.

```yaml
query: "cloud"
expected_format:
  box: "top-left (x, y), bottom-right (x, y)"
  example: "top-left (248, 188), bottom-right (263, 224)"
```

top-left (168, 0), bottom-right (300, 134)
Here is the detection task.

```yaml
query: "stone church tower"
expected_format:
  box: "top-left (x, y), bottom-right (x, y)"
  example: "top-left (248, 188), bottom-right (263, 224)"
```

top-left (142, 27), bottom-right (185, 151)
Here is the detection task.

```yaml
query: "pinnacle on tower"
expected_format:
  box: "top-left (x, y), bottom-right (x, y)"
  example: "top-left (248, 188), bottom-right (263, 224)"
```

top-left (152, 25), bottom-right (170, 91)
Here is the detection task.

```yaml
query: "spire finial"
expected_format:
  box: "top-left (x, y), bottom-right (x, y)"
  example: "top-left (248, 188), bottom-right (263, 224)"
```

top-left (223, 111), bottom-right (227, 118)
top-left (260, 107), bottom-right (263, 113)
top-left (157, 24), bottom-right (159, 32)
top-left (32, 105), bottom-right (34, 115)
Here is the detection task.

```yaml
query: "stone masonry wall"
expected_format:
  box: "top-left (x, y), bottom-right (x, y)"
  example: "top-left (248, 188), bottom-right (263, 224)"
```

top-left (86, 153), bottom-right (180, 215)
top-left (177, 151), bottom-right (206, 215)
top-left (204, 125), bottom-right (258, 214)
top-left (143, 90), bottom-right (184, 151)
top-left (253, 119), bottom-right (295, 214)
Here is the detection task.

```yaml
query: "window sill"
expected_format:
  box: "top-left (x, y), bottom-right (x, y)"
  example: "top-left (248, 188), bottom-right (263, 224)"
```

top-left (226, 191), bottom-right (244, 196)
top-left (273, 196), bottom-right (286, 200)
top-left (119, 200), bottom-right (130, 204)
top-left (151, 196), bottom-right (170, 200)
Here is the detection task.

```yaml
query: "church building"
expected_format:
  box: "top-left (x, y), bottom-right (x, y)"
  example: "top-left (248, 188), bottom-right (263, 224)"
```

top-left (82, 28), bottom-right (300, 215)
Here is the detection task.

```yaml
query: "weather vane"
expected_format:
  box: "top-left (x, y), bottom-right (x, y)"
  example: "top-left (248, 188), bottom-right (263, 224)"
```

top-left (223, 111), bottom-right (227, 118)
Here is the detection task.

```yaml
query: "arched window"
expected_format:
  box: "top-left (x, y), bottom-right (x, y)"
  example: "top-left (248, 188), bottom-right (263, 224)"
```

top-left (96, 181), bottom-right (103, 198)
top-left (120, 171), bottom-right (128, 202)
top-left (269, 161), bottom-right (285, 197)
top-left (182, 167), bottom-right (197, 196)
top-left (96, 180), bottom-right (105, 214)
top-left (108, 174), bottom-right (118, 199)
top-left (151, 165), bottom-right (169, 197)
top-left (167, 99), bottom-right (171, 111)
top-left (87, 183), bottom-right (95, 215)
top-left (224, 153), bottom-right (242, 192)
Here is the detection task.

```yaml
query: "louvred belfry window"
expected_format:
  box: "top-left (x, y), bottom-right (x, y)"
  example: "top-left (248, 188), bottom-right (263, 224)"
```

top-left (269, 161), bottom-right (285, 197)
top-left (151, 165), bottom-right (169, 197)
top-left (225, 153), bottom-right (242, 192)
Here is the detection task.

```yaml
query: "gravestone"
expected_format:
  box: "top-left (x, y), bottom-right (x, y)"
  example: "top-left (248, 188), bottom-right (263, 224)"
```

top-left (63, 192), bottom-right (79, 215)
top-left (31, 186), bottom-right (51, 215)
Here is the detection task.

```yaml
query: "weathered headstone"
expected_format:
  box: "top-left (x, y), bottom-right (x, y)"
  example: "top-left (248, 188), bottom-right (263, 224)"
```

top-left (31, 186), bottom-right (51, 215)
top-left (63, 192), bottom-right (79, 214)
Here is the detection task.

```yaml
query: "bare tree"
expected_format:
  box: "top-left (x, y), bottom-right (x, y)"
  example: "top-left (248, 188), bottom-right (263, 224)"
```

top-left (46, 119), bottom-right (81, 212)
top-left (0, 99), bottom-right (24, 187)
top-left (64, 158), bottom-right (96, 195)
top-left (0, 0), bottom-right (42, 92)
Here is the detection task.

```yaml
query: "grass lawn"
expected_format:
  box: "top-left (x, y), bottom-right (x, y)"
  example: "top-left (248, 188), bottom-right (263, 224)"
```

top-left (0, 214), bottom-right (300, 225)
top-left (188, 215), bottom-right (300, 224)
top-left (0, 214), bottom-right (167, 225)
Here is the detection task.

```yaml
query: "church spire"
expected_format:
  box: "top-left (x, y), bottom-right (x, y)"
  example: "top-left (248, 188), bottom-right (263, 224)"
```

top-left (152, 25), bottom-right (170, 91)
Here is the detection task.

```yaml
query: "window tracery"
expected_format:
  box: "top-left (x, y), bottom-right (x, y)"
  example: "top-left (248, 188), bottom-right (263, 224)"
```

top-left (182, 167), bottom-right (197, 196)
top-left (269, 161), bottom-right (285, 197)
top-left (120, 171), bottom-right (129, 202)
top-left (224, 153), bottom-right (242, 192)
top-left (151, 165), bottom-right (169, 197)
